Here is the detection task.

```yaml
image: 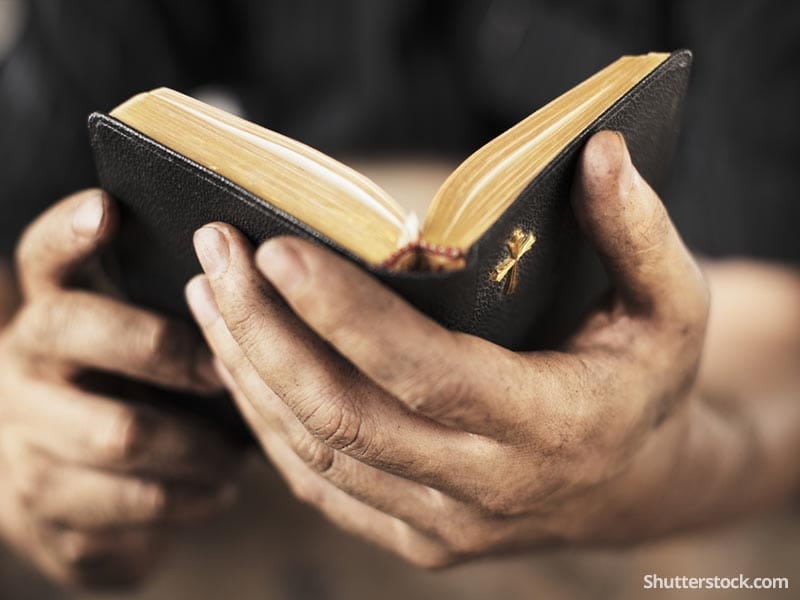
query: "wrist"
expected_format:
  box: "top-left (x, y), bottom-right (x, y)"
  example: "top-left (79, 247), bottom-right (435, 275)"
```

top-left (570, 399), bottom-right (694, 545)
top-left (592, 385), bottom-right (792, 546)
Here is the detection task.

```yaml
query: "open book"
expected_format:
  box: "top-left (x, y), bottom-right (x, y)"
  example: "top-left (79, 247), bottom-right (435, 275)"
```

top-left (90, 50), bottom-right (691, 350)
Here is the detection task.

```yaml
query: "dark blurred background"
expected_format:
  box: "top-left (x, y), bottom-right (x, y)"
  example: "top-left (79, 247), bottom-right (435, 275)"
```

top-left (0, 1), bottom-right (798, 598)
top-left (2, 0), bottom-right (800, 261)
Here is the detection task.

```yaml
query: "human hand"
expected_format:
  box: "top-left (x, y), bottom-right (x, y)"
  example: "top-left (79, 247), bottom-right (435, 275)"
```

top-left (187, 131), bottom-right (709, 567)
top-left (0, 190), bottom-right (241, 588)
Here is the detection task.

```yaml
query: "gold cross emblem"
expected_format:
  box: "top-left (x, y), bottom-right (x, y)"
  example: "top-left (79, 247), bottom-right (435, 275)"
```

top-left (491, 229), bottom-right (537, 295)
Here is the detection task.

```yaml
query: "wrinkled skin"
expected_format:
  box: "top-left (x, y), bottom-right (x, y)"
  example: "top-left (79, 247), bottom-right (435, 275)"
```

top-left (185, 131), bottom-right (719, 566)
top-left (189, 130), bottom-right (800, 567)
top-left (0, 191), bottom-right (242, 588)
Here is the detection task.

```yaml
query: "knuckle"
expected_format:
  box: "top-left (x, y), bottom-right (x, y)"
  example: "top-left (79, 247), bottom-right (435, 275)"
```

top-left (139, 318), bottom-right (174, 362)
top-left (16, 295), bottom-right (63, 349)
top-left (128, 481), bottom-right (169, 521)
top-left (479, 489), bottom-right (526, 518)
top-left (94, 408), bottom-right (151, 465)
top-left (539, 417), bottom-right (592, 458)
top-left (136, 318), bottom-right (192, 375)
top-left (61, 534), bottom-right (99, 567)
top-left (392, 521), bottom-right (458, 570)
top-left (293, 374), bottom-right (378, 462)
top-left (292, 431), bottom-right (336, 475)
top-left (287, 475), bottom-right (326, 507)
top-left (636, 199), bottom-right (672, 252)
top-left (536, 375), bottom-right (608, 457)
top-left (310, 291), bottom-right (382, 347)
top-left (464, 446), bottom-right (534, 517)
top-left (443, 523), bottom-right (492, 557)
top-left (302, 396), bottom-right (364, 454)
top-left (18, 454), bottom-right (54, 505)
top-left (530, 428), bottom-right (609, 495)
top-left (405, 546), bottom-right (458, 570)
top-left (400, 361), bottom-right (466, 417)
top-left (224, 307), bottom-right (264, 351)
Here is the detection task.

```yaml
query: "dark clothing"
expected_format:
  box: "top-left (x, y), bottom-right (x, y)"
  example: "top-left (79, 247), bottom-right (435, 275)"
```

top-left (1, 0), bottom-right (798, 260)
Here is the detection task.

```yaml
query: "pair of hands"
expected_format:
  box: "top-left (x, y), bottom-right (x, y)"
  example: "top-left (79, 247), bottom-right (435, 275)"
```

top-left (0, 191), bottom-right (241, 587)
top-left (184, 131), bottom-right (710, 566)
top-left (0, 130), bottom-right (710, 584)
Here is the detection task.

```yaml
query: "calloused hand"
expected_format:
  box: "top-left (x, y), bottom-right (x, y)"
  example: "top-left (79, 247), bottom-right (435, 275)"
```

top-left (187, 131), bottom-right (710, 567)
top-left (0, 190), bottom-right (241, 588)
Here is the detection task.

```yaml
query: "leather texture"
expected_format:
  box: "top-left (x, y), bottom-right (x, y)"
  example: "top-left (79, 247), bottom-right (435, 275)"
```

top-left (89, 50), bottom-right (691, 431)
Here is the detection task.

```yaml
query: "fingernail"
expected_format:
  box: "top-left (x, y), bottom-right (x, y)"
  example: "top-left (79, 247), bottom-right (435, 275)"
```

top-left (185, 276), bottom-right (220, 326)
top-left (614, 131), bottom-right (636, 197)
top-left (256, 239), bottom-right (307, 295)
top-left (72, 193), bottom-right (105, 238)
top-left (194, 226), bottom-right (229, 277)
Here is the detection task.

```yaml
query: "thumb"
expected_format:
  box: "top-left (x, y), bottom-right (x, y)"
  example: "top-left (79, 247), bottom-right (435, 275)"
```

top-left (16, 189), bottom-right (118, 298)
top-left (571, 130), bottom-right (707, 321)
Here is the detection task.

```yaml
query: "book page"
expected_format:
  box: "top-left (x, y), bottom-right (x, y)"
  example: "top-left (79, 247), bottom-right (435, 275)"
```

top-left (112, 89), bottom-right (410, 265)
top-left (423, 53), bottom-right (668, 251)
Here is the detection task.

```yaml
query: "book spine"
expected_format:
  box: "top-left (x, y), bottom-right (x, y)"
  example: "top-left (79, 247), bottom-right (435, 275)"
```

top-left (382, 241), bottom-right (466, 272)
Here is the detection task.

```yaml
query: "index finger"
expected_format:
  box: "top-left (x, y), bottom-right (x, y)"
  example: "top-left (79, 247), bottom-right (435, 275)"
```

top-left (253, 236), bottom-right (530, 436)
top-left (189, 226), bottom-right (502, 497)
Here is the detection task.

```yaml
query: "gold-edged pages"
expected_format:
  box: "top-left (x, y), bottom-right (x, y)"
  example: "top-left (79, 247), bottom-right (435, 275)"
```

top-left (110, 53), bottom-right (668, 267)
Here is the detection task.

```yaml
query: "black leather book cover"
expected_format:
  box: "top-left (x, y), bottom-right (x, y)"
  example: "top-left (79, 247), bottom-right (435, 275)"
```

top-left (89, 51), bottom-right (691, 432)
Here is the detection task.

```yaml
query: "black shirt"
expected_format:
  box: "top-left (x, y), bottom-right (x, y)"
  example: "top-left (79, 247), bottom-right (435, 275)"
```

top-left (1, 0), bottom-right (798, 261)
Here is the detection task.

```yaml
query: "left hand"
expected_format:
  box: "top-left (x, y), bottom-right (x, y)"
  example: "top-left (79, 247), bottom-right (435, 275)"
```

top-left (185, 131), bottom-right (710, 567)
top-left (0, 190), bottom-right (242, 588)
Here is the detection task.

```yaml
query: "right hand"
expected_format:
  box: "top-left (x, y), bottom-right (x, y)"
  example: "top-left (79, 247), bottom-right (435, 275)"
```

top-left (0, 190), bottom-right (241, 589)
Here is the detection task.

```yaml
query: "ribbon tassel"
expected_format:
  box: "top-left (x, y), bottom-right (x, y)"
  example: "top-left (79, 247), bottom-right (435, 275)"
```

top-left (491, 229), bottom-right (536, 295)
